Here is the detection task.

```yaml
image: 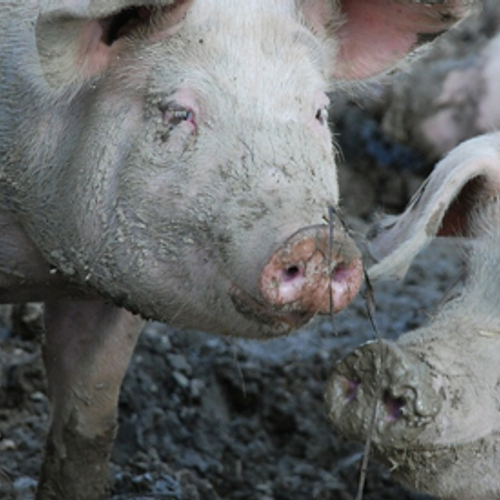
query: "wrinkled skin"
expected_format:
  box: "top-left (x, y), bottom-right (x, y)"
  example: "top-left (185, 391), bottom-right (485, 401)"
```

top-left (0, 0), bottom-right (475, 498)
top-left (327, 133), bottom-right (500, 500)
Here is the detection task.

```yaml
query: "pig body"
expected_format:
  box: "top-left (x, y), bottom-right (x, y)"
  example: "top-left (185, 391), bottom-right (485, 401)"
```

top-left (327, 133), bottom-right (500, 500)
top-left (0, 1), bottom-right (475, 498)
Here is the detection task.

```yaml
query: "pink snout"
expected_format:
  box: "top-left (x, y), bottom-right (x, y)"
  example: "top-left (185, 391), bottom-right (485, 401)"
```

top-left (260, 225), bottom-right (363, 316)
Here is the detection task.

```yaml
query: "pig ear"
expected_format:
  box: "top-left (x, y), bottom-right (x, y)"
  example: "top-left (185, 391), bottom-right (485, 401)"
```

top-left (368, 134), bottom-right (500, 280)
top-left (299, 0), bottom-right (478, 80)
top-left (36, 0), bottom-right (194, 88)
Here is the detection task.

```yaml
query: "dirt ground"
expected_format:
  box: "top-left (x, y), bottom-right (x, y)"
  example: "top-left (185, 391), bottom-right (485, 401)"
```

top-left (0, 7), bottom-right (486, 500)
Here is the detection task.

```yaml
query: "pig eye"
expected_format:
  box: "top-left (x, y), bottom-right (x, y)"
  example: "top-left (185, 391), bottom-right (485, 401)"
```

top-left (316, 107), bottom-right (329, 126)
top-left (160, 102), bottom-right (195, 127)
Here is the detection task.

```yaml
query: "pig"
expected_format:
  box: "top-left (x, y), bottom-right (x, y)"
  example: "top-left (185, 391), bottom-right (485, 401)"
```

top-left (380, 0), bottom-right (500, 165)
top-left (326, 132), bottom-right (500, 500)
top-left (0, 1), bottom-right (476, 499)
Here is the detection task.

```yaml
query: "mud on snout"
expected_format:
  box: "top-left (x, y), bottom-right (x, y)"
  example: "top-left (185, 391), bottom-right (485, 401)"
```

top-left (325, 339), bottom-right (500, 498)
top-left (325, 340), bottom-right (441, 443)
top-left (230, 222), bottom-right (363, 336)
top-left (324, 340), bottom-right (449, 490)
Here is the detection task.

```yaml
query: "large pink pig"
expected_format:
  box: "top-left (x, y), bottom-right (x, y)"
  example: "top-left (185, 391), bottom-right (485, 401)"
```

top-left (0, 1), bottom-right (475, 498)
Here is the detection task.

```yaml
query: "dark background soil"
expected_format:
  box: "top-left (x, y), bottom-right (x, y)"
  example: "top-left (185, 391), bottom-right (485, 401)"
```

top-left (0, 4), bottom-right (492, 499)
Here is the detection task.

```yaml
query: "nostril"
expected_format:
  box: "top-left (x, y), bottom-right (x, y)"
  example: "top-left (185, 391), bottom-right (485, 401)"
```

top-left (331, 264), bottom-right (349, 282)
top-left (340, 376), bottom-right (359, 402)
top-left (282, 265), bottom-right (302, 282)
top-left (384, 391), bottom-right (406, 422)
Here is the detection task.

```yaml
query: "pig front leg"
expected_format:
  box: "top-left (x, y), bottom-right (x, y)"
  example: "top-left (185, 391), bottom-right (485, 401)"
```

top-left (326, 318), bottom-right (500, 500)
top-left (36, 300), bottom-right (143, 500)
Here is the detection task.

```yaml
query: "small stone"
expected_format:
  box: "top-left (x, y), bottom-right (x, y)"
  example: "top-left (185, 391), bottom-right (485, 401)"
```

top-left (172, 371), bottom-right (190, 389)
top-left (190, 379), bottom-right (205, 399)
top-left (168, 354), bottom-right (192, 375)
top-left (0, 439), bottom-right (16, 451)
top-left (13, 476), bottom-right (37, 498)
top-left (30, 391), bottom-right (47, 402)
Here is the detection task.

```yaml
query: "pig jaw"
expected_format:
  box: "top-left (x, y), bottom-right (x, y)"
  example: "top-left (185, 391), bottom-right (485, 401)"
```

top-left (326, 329), bottom-right (500, 500)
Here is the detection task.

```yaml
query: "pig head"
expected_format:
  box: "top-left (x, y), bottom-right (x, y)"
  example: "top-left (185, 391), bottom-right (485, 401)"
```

top-left (0, 1), bottom-right (476, 499)
top-left (327, 132), bottom-right (500, 500)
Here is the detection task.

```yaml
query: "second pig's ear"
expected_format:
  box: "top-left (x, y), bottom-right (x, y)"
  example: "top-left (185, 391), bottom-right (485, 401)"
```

top-left (36, 0), bottom-right (194, 88)
top-left (367, 134), bottom-right (500, 281)
top-left (299, 0), bottom-right (478, 80)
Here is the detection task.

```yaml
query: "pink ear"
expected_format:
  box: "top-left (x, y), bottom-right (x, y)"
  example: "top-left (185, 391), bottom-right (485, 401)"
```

top-left (301, 0), bottom-right (478, 80)
top-left (367, 134), bottom-right (500, 280)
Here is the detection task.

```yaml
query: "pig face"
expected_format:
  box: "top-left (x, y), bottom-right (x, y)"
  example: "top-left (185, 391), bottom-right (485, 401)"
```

top-left (32, 2), bottom-right (356, 337)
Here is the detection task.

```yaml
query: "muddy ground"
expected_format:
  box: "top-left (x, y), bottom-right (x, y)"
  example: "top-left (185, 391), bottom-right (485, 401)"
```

top-left (0, 7), bottom-right (486, 500)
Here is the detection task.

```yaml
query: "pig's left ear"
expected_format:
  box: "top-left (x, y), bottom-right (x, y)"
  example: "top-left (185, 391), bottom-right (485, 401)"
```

top-left (36, 0), bottom-right (195, 88)
top-left (300, 0), bottom-right (478, 80)
top-left (367, 134), bottom-right (500, 280)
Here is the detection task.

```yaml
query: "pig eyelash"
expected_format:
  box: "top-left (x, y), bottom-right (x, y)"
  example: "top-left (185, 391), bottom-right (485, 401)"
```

top-left (160, 102), bottom-right (196, 127)
top-left (315, 107), bottom-right (329, 126)
top-left (158, 101), bottom-right (197, 143)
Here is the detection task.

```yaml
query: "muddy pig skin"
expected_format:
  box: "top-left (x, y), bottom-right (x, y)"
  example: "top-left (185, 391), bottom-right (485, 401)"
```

top-left (327, 133), bottom-right (500, 500)
top-left (0, 1), bottom-right (475, 499)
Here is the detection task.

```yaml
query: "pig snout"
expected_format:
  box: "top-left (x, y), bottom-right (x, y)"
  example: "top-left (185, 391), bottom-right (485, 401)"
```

top-left (261, 225), bottom-right (363, 314)
top-left (231, 224), bottom-right (363, 330)
top-left (325, 340), bottom-right (441, 447)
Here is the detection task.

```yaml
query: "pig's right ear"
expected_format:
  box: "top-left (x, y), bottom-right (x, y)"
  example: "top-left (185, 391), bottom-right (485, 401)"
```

top-left (299, 0), bottom-right (478, 80)
top-left (367, 134), bottom-right (500, 280)
top-left (36, 0), bottom-right (194, 88)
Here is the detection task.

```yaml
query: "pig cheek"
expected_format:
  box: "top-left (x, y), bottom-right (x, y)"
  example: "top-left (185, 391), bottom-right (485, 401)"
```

top-left (304, 114), bottom-right (337, 190)
top-left (305, 112), bottom-right (332, 140)
top-left (162, 125), bottom-right (196, 155)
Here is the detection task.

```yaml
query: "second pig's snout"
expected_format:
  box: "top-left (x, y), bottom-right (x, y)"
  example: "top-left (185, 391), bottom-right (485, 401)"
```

top-left (325, 340), bottom-right (442, 446)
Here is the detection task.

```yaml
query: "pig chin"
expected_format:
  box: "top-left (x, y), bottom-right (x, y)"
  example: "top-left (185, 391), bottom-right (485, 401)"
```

top-left (377, 438), bottom-right (500, 500)
top-left (228, 284), bottom-right (314, 336)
